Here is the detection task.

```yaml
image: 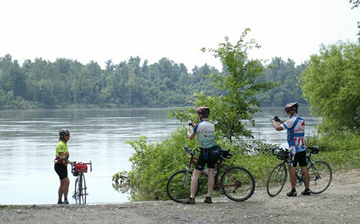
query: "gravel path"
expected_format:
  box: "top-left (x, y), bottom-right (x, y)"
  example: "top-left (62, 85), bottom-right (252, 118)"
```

top-left (1, 169), bottom-right (359, 224)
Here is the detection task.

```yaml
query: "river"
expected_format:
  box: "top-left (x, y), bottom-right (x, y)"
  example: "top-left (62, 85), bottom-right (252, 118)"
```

top-left (0, 107), bottom-right (320, 205)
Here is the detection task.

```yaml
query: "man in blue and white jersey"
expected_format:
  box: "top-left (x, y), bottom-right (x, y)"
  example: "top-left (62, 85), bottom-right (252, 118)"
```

top-left (271, 102), bottom-right (311, 196)
top-left (183, 107), bottom-right (218, 204)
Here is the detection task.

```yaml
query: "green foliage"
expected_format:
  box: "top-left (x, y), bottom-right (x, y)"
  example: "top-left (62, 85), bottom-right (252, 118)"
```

top-left (1, 51), bottom-right (308, 110)
top-left (307, 132), bottom-right (360, 152)
top-left (112, 127), bottom-right (277, 201)
top-left (113, 129), bottom-right (195, 201)
top-left (173, 29), bottom-right (276, 142)
top-left (300, 41), bottom-right (360, 136)
top-left (257, 57), bottom-right (307, 107)
top-left (0, 55), bottom-right (221, 109)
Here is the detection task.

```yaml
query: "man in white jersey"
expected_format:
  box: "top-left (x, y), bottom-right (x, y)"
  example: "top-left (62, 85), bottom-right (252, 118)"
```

top-left (183, 107), bottom-right (219, 204)
top-left (271, 102), bottom-right (311, 196)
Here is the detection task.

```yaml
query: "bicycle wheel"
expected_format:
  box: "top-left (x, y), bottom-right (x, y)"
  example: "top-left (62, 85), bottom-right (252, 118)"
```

top-left (166, 170), bottom-right (199, 203)
top-left (308, 161), bottom-right (332, 194)
top-left (267, 163), bottom-right (287, 197)
top-left (74, 174), bottom-right (87, 204)
top-left (220, 167), bottom-right (255, 202)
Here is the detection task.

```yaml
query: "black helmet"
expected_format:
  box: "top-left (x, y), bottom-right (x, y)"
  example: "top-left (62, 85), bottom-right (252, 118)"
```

top-left (285, 102), bottom-right (298, 113)
top-left (59, 129), bottom-right (70, 136)
top-left (197, 107), bottom-right (210, 118)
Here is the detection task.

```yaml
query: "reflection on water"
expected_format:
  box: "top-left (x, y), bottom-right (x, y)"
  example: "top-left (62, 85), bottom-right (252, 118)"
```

top-left (0, 107), bottom-right (320, 205)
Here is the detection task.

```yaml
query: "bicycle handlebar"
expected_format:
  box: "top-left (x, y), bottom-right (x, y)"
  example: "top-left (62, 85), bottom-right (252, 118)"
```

top-left (183, 146), bottom-right (196, 156)
top-left (271, 147), bottom-right (287, 156)
top-left (271, 146), bottom-right (320, 157)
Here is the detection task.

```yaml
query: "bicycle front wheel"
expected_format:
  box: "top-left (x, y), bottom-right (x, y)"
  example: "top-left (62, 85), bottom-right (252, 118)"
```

top-left (166, 170), bottom-right (199, 203)
top-left (308, 161), bottom-right (332, 194)
top-left (267, 163), bottom-right (287, 197)
top-left (220, 167), bottom-right (255, 202)
top-left (74, 174), bottom-right (87, 204)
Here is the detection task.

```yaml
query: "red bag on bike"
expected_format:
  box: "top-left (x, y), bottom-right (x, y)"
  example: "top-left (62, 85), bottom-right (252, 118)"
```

top-left (75, 164), bottom-right (88, 173)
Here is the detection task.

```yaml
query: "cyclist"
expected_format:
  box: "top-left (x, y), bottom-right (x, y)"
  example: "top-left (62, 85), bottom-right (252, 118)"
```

top-left (271, 102), bottom-right (311, 196)
top-left (183, 107), bottom-right (220, 204)
top-left (54, 129), bottom-right (72, 204)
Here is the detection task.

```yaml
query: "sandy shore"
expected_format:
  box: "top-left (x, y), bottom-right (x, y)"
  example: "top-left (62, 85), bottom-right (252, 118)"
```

top-left (1, 169), bottom-right (359, 224)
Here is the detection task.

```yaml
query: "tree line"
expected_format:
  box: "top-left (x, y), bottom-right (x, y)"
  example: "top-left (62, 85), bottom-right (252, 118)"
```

top-left (0, 53), bottom-right (307, 109)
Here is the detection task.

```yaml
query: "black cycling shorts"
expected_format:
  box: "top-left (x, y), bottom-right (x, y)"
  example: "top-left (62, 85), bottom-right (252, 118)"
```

top-left (195, 148), bottom-right (220, 171)
top-left (54, 163), bottom-right (68, 180)
top-left (291, 151), bottom-right (307, 167)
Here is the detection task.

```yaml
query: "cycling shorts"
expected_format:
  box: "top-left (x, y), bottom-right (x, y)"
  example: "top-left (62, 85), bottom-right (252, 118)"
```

top-left (289, 151), bottom-right (307, 167)
top-left (195, 148), bottom-right (219, 170)
top-left (54, 163), bottom-right (68, 180)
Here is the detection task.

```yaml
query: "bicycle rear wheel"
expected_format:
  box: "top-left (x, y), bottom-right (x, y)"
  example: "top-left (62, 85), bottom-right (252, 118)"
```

top-left (267, 163), bottom-right (287, 197)
top-left (220, 167), bottom-right (255, 202)
top-left (308, 161), bottom-right (332, 194)
top-left (166, 170), bottom-right (200, 203)
top-left (74, 174), bottom-right (87, 204)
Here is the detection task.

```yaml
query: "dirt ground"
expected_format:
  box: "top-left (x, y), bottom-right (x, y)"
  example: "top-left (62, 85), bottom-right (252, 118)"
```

top-left (1, 169), bottom-right (359, 224)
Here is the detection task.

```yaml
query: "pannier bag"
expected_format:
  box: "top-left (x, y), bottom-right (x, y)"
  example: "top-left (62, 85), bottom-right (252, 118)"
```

top-left (277, 150), bottom-right (290, 161)
top-left (75, 163), bottom-right (88, 173)
top-left (221, 149), bottom-right (232, 159)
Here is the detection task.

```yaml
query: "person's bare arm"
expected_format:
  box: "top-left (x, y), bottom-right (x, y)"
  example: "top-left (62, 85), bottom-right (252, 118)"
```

top-left (272, 120), bottom-right (284, 131)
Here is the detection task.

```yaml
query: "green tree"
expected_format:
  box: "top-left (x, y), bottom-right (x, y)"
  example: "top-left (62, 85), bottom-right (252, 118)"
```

top-left (174, 28), bottom-right (275, 142)
top-left (257, 57), bottom-right (307, 107)
top-left (300, 41), bottom-right (360, 136)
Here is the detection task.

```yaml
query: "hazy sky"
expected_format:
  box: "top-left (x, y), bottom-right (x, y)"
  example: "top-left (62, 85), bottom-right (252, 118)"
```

top-left (1, 0), bottom-right (359, 70)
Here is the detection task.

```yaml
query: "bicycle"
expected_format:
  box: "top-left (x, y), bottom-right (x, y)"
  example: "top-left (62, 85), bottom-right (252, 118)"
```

top-left (166, 146), bottom-right (255, 203)
top-left (71, 161), bottom-right (93, 204)
top-left (266, 146), bottom-right (332, 197)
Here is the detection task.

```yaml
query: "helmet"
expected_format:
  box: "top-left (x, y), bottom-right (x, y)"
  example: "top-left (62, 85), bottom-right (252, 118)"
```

top-left (59, 129), bottom-right (70, 136)
top-left (197, 107), bottom-right (210, 118)
top-left (285, 102), bottom-right (298, 113)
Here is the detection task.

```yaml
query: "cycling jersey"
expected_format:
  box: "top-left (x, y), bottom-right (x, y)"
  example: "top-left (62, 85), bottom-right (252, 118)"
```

top-left (55, 141), bottom-right (69, 165)
top-left (193, 120), bottom-right (215, 149)
top-left (281, 114), bottom-right (306, 154)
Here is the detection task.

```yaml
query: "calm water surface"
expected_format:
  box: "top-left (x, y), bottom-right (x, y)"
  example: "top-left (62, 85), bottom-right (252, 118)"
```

top-left (0, 107), bottom-right (320, 205)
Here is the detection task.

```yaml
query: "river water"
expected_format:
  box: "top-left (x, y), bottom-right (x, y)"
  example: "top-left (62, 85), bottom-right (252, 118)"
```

top-left (0, 107), bottom-right (320, 205)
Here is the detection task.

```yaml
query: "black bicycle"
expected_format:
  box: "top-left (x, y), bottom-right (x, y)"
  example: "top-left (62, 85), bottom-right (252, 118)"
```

top-left (267, 146), bottom-right (332, 197)
top-left (166, 146), bottom-right (255, 203)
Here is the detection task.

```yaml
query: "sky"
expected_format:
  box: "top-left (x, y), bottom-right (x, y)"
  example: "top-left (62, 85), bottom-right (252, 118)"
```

top-left (0, 0), bottom-right (359, 71)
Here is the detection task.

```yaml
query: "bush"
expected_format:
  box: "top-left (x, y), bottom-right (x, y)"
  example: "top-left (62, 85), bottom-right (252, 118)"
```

top-left (112, 128), bottom-right (276, 201)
